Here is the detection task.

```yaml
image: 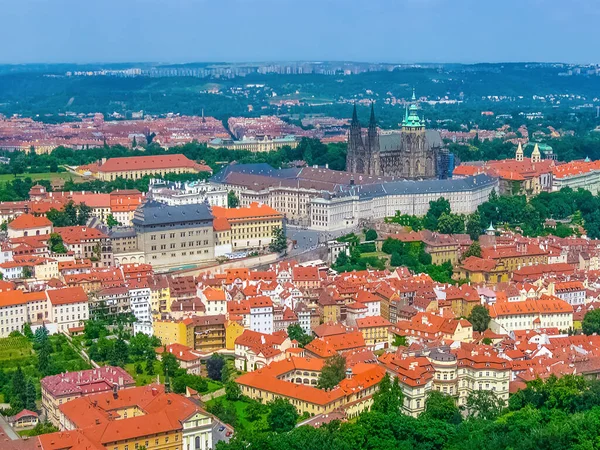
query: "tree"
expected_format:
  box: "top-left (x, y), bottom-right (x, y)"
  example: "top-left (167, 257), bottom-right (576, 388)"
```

top-left (129, 333), bottom-right (153, 360)
top-left (22, 266), bottom-right (33, 279)
top-left (10, 154), bottom-right (26, 178)
top-left (34, 325), bottom-right (49, 345)
top-left (23, 323), bottom-right (34, 339)
top-left (318, 354), bottom-right (346, 389)
top-left (161, 350), bottom-right (180, 377)
top-left (206, 354), bottom-right (225, 381)
top-left (246, 400), bottom-right (266, 422)
top-left (583, 309), bottom-right (600, 335)
top-left (269, 226), bottom-right (287, 253)
top-left (225, 381), bottom-right (241, 401)
top-left (287, 324), bottom-right (313, 347)
top-left (437, 213), bottom-right (465, 234)
top-left (77, 203), bottom-right (92, 225)
top-left (220, 363), bottom-right (230, 383)
top-left (227, 190), bottom-right (240, 208)
top-left (466, 212), bottom-right (482, 240)
top-left (25, 378), bottom-right (37, 411)
top-left (11, 366), bottom-right (26, 410)
top-left (462, 241), bottom-right (482, 259)
top-left (423, 390), bottom-right (461, 423)
top-left (145, 349), bottom-right (156, 375)
top-left (372, 373), bottom-right (403, 414)
top-left (37, 335), bottom-right (52, 376)
top-left (106, 214), bottom-right (120, 227)
top-left (109, 338), bottom-right (129, 367)
top-left (267, 398), bottom-right (299, 432)
top-left (393, 335), bottom-right (407, 347)
top-left (424, 197), bottom-right (451, 231)
top-left (48, 233), bottom-right (67, 253)
top-left (365, 229), bottom-right (378, 241)
top-left (468, 305), bottom-right (491, 332)
top-left (132, 136), bottom-right (137, 148)
top-left (463, 390), bottom-right (505, 420)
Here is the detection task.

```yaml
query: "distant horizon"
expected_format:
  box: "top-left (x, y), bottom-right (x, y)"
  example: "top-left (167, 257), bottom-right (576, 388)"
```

top-left (0, 60), bottom-right (594, 67)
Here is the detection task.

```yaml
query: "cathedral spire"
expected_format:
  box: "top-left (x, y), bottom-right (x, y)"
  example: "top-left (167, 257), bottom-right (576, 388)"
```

top-left (369, 102), bottom-right (376, 129)
top-left (351, 103), bottom-right (359, 126)
top-left (412, 88), bottom-right (416, 102)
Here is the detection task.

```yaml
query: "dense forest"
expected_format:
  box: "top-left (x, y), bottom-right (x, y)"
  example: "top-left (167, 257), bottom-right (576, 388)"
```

top-left (2, 64), bottom-right (600, 133)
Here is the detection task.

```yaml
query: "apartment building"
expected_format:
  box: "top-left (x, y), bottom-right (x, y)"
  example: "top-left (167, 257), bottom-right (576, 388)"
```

top-left (133, 201), bottom-right (215, 270)
top-left (212, 202), bottom-right (283, 251)
top-left (54, 226), bottom-right (113, 267)
top-left (47, 286), bottom-right (89, 333)
top-left (356, 316), bottom-right (392, 350)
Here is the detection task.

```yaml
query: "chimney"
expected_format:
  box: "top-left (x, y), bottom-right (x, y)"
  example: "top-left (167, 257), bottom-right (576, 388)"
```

top-left (112, 384), bottom-right (118, 399)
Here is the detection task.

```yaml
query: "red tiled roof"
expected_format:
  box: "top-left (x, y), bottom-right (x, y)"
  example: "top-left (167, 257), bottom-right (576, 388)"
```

top-left (98, 154), bottom-right (201, 173)
top-left (8, 213), bottom-right (51, 230)
top-left (47, 286), bottom-right (88, 305)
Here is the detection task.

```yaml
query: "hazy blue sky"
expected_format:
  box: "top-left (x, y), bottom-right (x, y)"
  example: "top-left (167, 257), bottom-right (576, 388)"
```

top-left (1, 0), bottom-right (599, 64)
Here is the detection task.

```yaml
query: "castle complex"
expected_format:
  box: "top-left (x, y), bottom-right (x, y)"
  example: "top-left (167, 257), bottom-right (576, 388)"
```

top-left (346, 90), bottom-right (445, 179)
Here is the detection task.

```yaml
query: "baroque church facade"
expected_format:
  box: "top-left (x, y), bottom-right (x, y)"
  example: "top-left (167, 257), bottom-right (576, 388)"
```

top-left (346, 91), bottom-right (445, 180)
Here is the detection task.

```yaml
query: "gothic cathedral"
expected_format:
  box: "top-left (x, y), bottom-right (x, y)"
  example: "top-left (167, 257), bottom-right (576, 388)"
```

top-left (346, 90), bottom-right (444, 180)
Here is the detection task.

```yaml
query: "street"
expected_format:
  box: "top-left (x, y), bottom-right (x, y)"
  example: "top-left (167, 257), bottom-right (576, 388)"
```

top-left (286, 225), bottom-right (362, 256)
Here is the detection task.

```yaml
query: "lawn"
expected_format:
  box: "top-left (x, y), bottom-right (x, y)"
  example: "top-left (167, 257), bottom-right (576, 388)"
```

top-left (207, 380), bottom-right (223, 393)
top-left (360, 251), bottom-right (387, 258)
top-left (0, 172), bottom-right (80, 184)
top-left (0, 336), bottom-right (35, 369)
top-left (205, 398), bottom-right (269, 431)
top-left (124, 362), bottom-right (161, 386)
top-left (124, 363), bottom-right (223, 394)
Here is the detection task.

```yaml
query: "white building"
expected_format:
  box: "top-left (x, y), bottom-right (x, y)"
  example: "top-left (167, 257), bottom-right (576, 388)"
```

top-left (249, 296), bottom-right (274, 334)
top-left (553, 281), bottom-right (586, 306)
top-left (129, 287), bottom-right (153, 335)
top-left (489, 297), bottom-right (573, 334)
top-left (148, 179), bottom-right (228, 207)
top-left (47, 287), bottom-right (89, 333)
top-left (308, 174), bottom-right (498, 231)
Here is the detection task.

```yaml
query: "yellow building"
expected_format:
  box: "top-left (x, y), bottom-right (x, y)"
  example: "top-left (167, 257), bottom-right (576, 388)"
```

top-left (454, 256), bottom-right (509, 285)
top-left (40, 384), bottom-right (215, 450)
top-left (193, 315), bottom-right (227, 352)
top-left (481, 244), bottom-right (548, 273)
top-left (356, 316), bottom-right (392, 349)
top-left (422, 234), bottom-right (461, 265)
top-left (236, 357), bottom-right (385, 418)
top-left (154, 319), bottom-right (189, 346)
top-left (226, 321), bottom-right (245, 350)
top-left (212, 202), bottom-right (283, 251)
top-left (97, 154), bottom-right (210, 181)
top-left (149, 276), bottom-right (171, 317)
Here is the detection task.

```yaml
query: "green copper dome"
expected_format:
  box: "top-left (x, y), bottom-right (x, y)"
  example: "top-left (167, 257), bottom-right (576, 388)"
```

top-left (402, 94), bottom-right (424, 129)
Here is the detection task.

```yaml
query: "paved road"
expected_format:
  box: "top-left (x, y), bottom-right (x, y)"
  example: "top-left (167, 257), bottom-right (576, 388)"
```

top-left (0, 414), bottom-right (20, 440)
top-left (286, 225), bottom-right (360, 256)
top-left (212, 420), bottom-right (233, 445)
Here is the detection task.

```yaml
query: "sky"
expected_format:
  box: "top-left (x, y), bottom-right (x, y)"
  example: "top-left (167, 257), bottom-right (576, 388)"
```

top-left (1, 0), bottom-right (599, 64)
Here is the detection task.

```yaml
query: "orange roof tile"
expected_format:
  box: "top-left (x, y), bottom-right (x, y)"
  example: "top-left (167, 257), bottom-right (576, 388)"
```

top-left (8, 213), bottom-right (51, 230)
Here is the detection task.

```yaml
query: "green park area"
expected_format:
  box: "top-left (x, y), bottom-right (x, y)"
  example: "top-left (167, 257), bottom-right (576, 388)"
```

top-left (0, 171), bottom-right (76, 184)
